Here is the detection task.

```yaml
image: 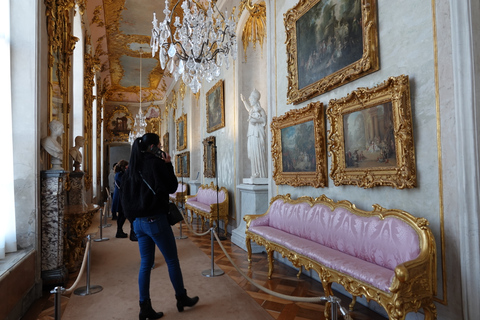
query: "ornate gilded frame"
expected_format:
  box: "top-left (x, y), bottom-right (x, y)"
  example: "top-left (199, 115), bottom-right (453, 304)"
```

top-left (105, 105), bottom-right (134, 142)
top-left (206, 80), bottom-right (225, 133)
top-left (46, 0), bottom-right (78, 167)
top-left (146, 104), bottom-right (162, 136)
top-left (176, 113), bottom-right (187, 151)
top-left (285, 0), bottom-right (379, 105)
top-left (327, 75), bottom-right (416, 189)
top-left (203, 136), bottom-right (216, 178)
top-left (175, 151), bottom-right (190, 177)
top-left (163, 132), bottom-right (169, 154)
top-left (271, 102), bottom-right (327, 188)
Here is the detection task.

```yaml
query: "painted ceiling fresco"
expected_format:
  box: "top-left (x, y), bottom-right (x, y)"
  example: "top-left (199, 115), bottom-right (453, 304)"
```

top-left (86, 0), bottom-right (175, 103)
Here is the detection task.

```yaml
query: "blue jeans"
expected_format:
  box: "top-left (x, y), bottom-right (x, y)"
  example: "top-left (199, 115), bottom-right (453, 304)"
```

top-left (134, 214), bottom-right (186, 302)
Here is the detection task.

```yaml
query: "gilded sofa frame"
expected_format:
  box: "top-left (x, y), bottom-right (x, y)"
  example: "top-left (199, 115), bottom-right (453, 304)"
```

top-left (244, 194), bottom-right (437, 320)
top-left (185, 182), bottom-right (229, 231)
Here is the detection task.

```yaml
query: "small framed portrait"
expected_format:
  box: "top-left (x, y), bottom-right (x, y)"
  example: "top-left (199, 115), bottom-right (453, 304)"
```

top-left (327, 74), bottom-right (416, 189)
top-left (285, 0), bottom-right (379, 104)
top-left (163, 132), bottom-right (169, 154)
top-left (206, 80), bottom-right (225, 133)
top-left (175, 151), bottom-right (190, 178)
top-left (176, 113), bottom-right (187, 151)
top-left (203, 136), bottom-right (216, 178)
top-left (271, 101), bottom-right (328, 187)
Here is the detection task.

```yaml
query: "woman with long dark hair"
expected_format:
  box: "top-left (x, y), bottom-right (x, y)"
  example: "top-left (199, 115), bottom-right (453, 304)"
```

top-left (121, 133), bottom-right (198, 320)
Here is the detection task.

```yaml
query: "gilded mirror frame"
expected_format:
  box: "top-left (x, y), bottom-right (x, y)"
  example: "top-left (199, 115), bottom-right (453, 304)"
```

top-left (327, 75), bottom-right (416, 189)
top-left (46, 0), bottom-right (78, 168)
top-left (285, 0), bottom-right (379, 105)
top-left (271, 101), bottom-right (328, 188)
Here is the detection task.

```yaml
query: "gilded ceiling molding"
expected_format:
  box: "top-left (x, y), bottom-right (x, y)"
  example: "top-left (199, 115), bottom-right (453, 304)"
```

top-left (238, 0), bottom-right (266, 61)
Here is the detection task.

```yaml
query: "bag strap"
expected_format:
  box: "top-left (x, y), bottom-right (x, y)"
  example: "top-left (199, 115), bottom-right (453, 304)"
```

top-left (139, 172), bottom-right (156, 195)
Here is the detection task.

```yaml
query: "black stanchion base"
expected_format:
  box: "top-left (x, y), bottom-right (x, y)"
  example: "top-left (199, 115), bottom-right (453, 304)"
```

top-left (74, 284), bottom-right (103, 296)
top-left (94, 237), bottom-right (109, 242)
top-left (201, 269), bottom-right (225, 277)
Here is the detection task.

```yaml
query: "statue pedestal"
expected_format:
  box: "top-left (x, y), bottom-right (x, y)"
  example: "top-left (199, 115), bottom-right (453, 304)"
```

top-left (40, 170), bottom-right (68, 288)
top-left (68, 171), bottom-right (85, 206)
top-left (64, 203), bottom-right (99, 272)
top-left (188, 180), bottom-right (202, 195)
top-left (243, 177), bottom-right (268, 185)
top-left (231, 184), bottom-right (268, 252)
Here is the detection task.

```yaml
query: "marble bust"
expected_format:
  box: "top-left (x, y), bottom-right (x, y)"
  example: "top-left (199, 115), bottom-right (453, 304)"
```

top-left (41, 120), bottom-right (64, 170)
top-left (241, 88), bottom-right (267, 179)
top-left (69, 136), bottom-right (85, 172)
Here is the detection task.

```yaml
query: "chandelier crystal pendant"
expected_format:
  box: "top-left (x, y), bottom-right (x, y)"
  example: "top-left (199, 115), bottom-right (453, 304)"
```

top-left (129, 49), bottom-right (148, 145)
top-left (151, 0), bottom-right (237, 93)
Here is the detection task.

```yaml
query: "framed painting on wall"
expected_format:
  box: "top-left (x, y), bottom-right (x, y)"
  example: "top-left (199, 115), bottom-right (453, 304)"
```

top-left (163, 132), bottom-right (169, 154)
top-left (203, 136), bottom-right (216, 178)
top-left (206, 80), bottom-right (225, 133)
top-left (271, 101), bottom-right (328, 187)
top-left (176, 113), bottom-right (187, 151)
top-left (327, 74), bottom-right (416, 189)
top-left (106, 105), bottom-right (134, 142)
top-left (175, 151), bottom-right (190, 178)
top-left (285, 0), bottom-right (379, 104)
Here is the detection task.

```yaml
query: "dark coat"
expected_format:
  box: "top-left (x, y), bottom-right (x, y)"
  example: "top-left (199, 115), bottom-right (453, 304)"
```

top-left (120, 152), bottom-right (178, 220)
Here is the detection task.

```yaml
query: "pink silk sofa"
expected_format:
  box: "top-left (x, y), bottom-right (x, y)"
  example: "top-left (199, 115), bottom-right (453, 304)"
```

top-left (185, 182), bottom-right (229, 230)
top-left (244, 194), bottom-right (437, 320)
top-left (169, 182), bottom-right (189, 207)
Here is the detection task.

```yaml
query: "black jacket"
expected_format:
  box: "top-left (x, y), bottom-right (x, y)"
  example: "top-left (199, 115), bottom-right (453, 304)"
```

top-left (120, 152), bottom-right (178, 219)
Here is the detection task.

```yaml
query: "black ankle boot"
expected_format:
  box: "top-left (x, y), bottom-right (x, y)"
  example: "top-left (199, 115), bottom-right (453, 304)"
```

top-left (139, 299), bottom-right (163, 320)
top-left (175, 291), bottom-right (199, 312)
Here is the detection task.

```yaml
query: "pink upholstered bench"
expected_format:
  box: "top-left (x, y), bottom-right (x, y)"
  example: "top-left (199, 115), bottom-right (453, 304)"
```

top-left (244, 194), bottom-right (437, 320)
top-left (169, 182), bottom-right (188, 207)
top-left (184, 182), bottom-right (229, 230)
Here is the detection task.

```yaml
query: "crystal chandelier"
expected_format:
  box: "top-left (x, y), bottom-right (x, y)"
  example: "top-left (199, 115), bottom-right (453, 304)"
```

top-left (129, 49), bottom-right (148, 144)
top-left (150, 0), bottom-right (237, 93)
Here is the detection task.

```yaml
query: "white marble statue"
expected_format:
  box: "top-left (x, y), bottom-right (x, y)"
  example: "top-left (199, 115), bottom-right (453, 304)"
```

top-left (241, 88), bottom-right (267, 178)
top-left (41, 120), bottom-right (64, 170)
top-left (69, 135), bottom-right (85, 172)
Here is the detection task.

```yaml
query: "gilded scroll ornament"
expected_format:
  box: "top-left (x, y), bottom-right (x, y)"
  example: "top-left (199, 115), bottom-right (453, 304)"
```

top-left (238, 0), bottom-right (266, 61)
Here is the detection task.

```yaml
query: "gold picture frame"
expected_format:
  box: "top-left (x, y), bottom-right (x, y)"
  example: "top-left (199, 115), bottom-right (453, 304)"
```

top-left (176, 113), bottom-right (187, 151)
top-left (163, 132), bottom-right (169, 154)
top-left (105, 105), bottom-right (134, 142)
top-left (327, 74), bottom-right (416, 189)
top-left (175, 151), bottom-right (190, 178)
top-left (203, 136), bottom-right (216, 178)
top-left (285, 0), bottom-right (379, 105)
top-left (271, 101), bottom-right (328, 188)
top-left (206, 80), bottom-right (225, 133)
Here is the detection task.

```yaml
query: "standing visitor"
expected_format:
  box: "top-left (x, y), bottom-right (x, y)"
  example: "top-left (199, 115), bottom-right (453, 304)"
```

top-left (121, 133), bottom-right (199, 320)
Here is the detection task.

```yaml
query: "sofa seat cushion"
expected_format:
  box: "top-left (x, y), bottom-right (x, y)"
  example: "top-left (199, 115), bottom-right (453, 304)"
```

top-left (197, 188), bottom-right (226, 205)
top-left (249, 226), bottom-right (395, 292)
top-left (186, 199), bottom-right (212, 213)
top-left (251, 200), bottom-right (421, 270)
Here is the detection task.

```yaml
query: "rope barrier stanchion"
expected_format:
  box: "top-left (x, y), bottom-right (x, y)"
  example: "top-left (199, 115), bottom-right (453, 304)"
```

top-left (175, 206), bottom-right (188, 240)
top-left (51, 286), bottom-right (65, 320)
top-left (94, 208), bottom-right (110, 242)
top-left (201, 227), bottom-right (225, 277)
top-left (102, 202), bottom-right (111, 228)
top-left (74, 235), bottom-right (103, 296)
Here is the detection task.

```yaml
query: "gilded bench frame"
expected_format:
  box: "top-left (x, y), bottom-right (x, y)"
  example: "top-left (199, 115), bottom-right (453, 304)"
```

top-left (244, 194), bottom-right (437, 320)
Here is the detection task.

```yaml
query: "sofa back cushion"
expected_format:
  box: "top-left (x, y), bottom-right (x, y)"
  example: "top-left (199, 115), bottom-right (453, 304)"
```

top-left (252, 199), bottom-right (420, 270)
top-left (197, 186), bottom-right (226, 205)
